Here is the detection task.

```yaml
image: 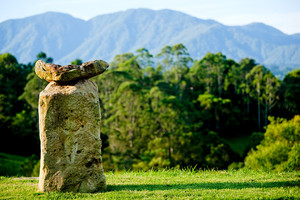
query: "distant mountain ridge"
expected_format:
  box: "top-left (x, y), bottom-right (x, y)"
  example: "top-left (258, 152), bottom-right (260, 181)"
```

top-left (0, 8), bottom-right (299, 75)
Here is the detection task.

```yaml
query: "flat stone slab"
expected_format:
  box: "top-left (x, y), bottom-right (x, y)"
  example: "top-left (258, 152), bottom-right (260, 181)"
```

top-left (35, 60), bottom-right (109, 83)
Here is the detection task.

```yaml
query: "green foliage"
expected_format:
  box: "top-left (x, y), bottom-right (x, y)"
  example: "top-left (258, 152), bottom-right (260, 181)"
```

top-left (20, 73), bottom-right (48, 109)
top-left (31, 160), bottom-right (40, 177)
top-left (281, 69), bottom-right (300, 116)
top-left (136, 48), bottom-right (154, 68)
top-left (0, 153), bottom-right (26, 176)
top-left (36, 52), bottom-right (53, 63)
top-left (223, 135), bottom-right (252, 157)
top-left (245, 115), bottom-right (300, 171)
top-left (70, 58), bottom-right (83, 65)
top-left (228, 162), bottom-right (244, 170)
top-left (0, 53), bottom-right (34, 155)
top-left (0, 153), bottom-right (38, 176)
top-left (19, 155), bottom-right (39, 177)
top-left (99, 45), bottom-right (238, 170)
top-left (249, 132), bottom-right (264, 149)
top-left (20, 52), bottom-right (52, 109)
top-left (0, 53), bottom-right (18, 65)
top-left (285, 143), bottom-right (300, 170)
top-left (1, 46), bottom-right (299, 172)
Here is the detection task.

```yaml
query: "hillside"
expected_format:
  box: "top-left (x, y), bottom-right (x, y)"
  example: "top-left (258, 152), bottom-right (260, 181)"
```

top-left (0, 8), bottom-right (300, 74)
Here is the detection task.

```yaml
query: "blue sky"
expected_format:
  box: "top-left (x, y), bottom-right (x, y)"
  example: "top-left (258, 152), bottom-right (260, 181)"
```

top-left (1, 0), bottom-right (300, 34)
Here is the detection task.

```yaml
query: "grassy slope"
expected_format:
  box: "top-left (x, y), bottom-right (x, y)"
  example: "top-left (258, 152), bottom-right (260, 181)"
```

top-left (0, 169), bottom-right (299, 199)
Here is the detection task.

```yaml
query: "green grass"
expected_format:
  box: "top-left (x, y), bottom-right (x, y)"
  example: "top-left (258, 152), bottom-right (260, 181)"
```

top-left (1, 169), bottom-right (299, 199)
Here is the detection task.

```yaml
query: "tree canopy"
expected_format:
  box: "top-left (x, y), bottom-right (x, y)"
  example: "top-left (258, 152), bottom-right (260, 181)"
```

top-left (0, 44), bottom-right (299, 170)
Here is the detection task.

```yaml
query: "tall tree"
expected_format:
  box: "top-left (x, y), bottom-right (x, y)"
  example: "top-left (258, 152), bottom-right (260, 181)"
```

top-left (156, 45), bottom-right (173, 71)
top-left (281, 69), bottom-right (300, 117)
top-left (263, 71), bottom-right (280, 126)
top-left (239, 58), bottom-right (256, 114)
top-left (224, 59), bottom-right (240, 95)
top-left (136, 48), bottom-right (160, 87)
top-left (169, 44), bottom-right (192, 99)
top-left (192, 52), bottom-right (228, 97)
top-left (148, 82), bottom-right (184, 167)
top-left (136, 48), bottom-right (154, 69)
top-left (246, 65), bottom-right (268, 129)
top-left (197, 93), bottom-right (231, 130)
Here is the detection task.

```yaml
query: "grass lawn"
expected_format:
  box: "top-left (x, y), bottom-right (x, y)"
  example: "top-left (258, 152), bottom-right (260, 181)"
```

top-left (0, 169), bottom-right (299, 199)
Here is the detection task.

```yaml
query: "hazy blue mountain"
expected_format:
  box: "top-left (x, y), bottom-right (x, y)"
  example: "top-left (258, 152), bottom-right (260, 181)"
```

top-left (0, 8), bottom-right (299, 74)
top-left (0, 12), bottom-right (90, 64)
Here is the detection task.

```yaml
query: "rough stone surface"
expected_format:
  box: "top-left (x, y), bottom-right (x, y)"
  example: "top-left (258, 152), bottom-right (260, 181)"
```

top-left (35, 60), bottom-right (109, 83)
top-left (38, 79), bottom-right (106, 193)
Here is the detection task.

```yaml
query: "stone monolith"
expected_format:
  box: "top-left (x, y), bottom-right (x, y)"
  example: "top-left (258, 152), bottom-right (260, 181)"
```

top-left (36, 60), bottom-right (108, 193)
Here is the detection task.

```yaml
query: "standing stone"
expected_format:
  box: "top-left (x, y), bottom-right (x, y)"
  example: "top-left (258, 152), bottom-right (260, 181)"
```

top-left (36, 60), bottom-right (108, 193)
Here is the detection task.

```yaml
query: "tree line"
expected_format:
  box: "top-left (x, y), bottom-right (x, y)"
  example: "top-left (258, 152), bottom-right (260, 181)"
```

top-left (0, 44), bottom-right (299, 170)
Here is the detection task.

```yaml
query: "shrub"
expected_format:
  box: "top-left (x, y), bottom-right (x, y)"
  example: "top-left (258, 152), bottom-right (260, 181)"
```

top-left (31, 160), bottom-right (40, 177)
top-left (228, 162), bottom-right (244, 170)
top-left (19, 155), bottom-right (39, 176)
top-left (244, 115), bottom-right (300, 171)
top-left (0, 153), bottom-right (39, 176)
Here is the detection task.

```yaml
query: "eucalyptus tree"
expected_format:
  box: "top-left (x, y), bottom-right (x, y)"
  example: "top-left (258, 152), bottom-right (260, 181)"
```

top-left (192, 52), bottom-right (228, 98)
top-left (148, 81), bottom-right (184, 168)
top-left (246, 65), bottom-right (268, 129)
top-left (263, 71), bottom-right (280, 126)
top-left (239, 58), bottom-right (256, 114)
top-left (156, 44), bottom-right (192, 100)
top-left (224, 59), bottom-right (240, 95)
top-left (156, 45), bottom-right (173, 71)
top-left (106, 81), bottom-right (147, 165)
top-left (135, 48), bottom-right (161, 87)
top-left (136, 48), bottom-right (154, 69)
top-left (97, 52), bottom-right (154, 169)
top-left (170, 44), bottom-right (192, 99)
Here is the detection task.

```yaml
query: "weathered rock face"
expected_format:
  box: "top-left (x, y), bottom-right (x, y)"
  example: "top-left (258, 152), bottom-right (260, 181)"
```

top-left (38, 79), bottom-right (106, 192)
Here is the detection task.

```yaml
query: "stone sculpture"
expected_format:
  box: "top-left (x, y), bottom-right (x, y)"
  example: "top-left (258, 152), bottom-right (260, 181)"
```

top-left (36, 59), bottom-right (109, 193)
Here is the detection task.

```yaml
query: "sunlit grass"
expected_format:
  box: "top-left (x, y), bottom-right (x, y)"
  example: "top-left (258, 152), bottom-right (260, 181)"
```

top-left (1, 169), bottom-right (299, 199)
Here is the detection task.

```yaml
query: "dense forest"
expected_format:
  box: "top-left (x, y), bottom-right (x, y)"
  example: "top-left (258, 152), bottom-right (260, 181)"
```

top-left (0, 44), bottom-right (299, 172)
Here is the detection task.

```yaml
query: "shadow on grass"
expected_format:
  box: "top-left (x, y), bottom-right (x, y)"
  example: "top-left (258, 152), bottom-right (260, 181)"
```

top-left (107, 181), bottom-right (300, 191)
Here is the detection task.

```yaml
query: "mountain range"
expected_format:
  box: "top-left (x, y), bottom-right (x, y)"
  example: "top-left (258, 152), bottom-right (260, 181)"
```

top-left (0, 8), bottom-right (300, 75)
